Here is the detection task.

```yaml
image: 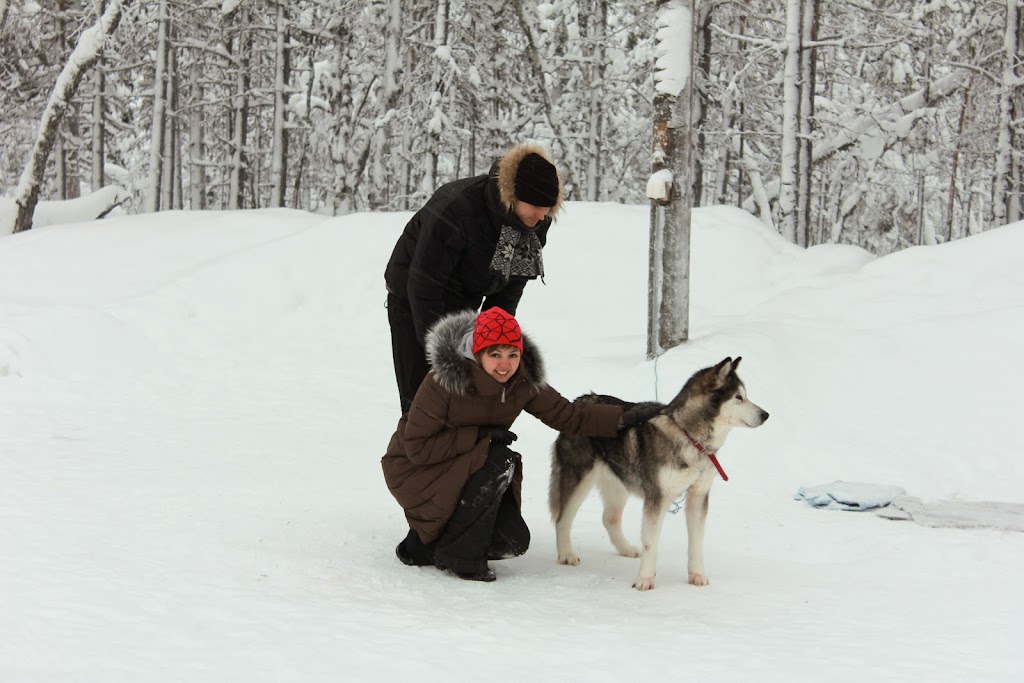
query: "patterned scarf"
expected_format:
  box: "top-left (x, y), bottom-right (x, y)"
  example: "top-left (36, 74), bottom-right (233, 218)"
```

top-left (489, 225), bottom-right (545, 281)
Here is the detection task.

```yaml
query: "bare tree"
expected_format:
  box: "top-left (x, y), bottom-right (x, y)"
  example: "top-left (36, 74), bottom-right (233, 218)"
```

top-left (54, 0), bottom-right (82, 201)
top-left (797, 0), bottom-right (818, 247)
top-left (583, 0), bottom-right (609, 201)
top-left (421, 0), bottom-right (450, 196)
top-left (992, 0), bottom-right (1021, 225)
top-left (366, 0), bottom-right (403, 210)
top-left (227, 10), bottom-right (251, 211)
top-left (187, 60), bottom-right (205, 209)
top-left (778, 0), bottom-right (802, 243)
top-left (90, 0), bottom-right (107, 194)
top-left (269, 0), bottom-right (289, 208)
top-left (648, 0), bottom-right (697, 358)
top-left (4, 0), bottom-right (132, 235)
top-left (145, 0), bottom-right (169, 212)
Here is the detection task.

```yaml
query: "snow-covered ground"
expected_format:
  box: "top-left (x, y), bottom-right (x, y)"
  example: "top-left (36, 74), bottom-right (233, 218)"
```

top-left (1, 203), bottom-right (1021, 681)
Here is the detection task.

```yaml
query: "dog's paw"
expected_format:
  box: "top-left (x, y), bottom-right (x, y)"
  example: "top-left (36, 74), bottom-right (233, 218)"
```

top-left (688, 572), bottom-right (709, 586)
top-left (633, 576), bottom-right (656, 591)
top-left (620, 545), bottom-right (641, 558)
top-left (557, 552), bottom-right (581, 566)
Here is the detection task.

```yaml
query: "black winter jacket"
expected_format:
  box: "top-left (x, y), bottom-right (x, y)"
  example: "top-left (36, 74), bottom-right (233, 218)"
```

top-left (384, 144), bottom-right (563, 344)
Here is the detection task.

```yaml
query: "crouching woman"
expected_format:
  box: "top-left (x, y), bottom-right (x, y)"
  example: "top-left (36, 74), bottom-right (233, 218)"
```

top-left (382, 307), bottom-right (624, 582)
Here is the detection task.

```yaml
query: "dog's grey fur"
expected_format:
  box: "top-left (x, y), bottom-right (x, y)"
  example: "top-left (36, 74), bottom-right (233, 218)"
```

top-left (549, 357), bottom-right (769, 591)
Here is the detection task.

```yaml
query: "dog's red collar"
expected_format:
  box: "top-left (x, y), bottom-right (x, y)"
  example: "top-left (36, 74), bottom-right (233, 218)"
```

top-left (683, 431), bottom-right (728, 481)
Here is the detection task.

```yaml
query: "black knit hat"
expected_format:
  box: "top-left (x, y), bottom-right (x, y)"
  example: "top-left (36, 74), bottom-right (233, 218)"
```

top-left (514, 153), bottom-right (559, 207)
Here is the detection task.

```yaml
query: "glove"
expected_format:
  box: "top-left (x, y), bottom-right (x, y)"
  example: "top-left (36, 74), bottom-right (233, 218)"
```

top-left (478, 426), bottom-right (518, 446)
top-left (619, 403), bottom-right (663, 431)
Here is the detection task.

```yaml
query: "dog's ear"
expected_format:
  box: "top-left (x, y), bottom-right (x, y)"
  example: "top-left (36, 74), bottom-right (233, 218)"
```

top-left (714, 357), bottom-right (733, 384)
top-left (732, 356), bottom-right (742, 371)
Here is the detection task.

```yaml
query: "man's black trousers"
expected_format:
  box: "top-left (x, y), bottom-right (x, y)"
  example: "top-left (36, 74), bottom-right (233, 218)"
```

top-left (386, 292), bottom-right (430, 415)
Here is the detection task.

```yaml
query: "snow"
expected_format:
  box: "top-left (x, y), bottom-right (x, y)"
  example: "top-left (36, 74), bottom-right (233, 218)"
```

top-left (654, 0), bottom-right (693, 96)
top-left (0, 186), bottom-right (130, 234)
top-left (434, 44), bottom-right (452, 62)
top-left (0, 202), bottom-right (1022, 681)
top-left (287, 93), bottom-right (330, 118)
top-left (795, 481), bottom-right (907, 510)
top-left (646, 168), bottom-right (674, 200)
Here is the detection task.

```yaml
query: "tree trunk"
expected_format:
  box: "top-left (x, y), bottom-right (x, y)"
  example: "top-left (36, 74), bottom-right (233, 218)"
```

top-left (188, 60), bottom-right (205, 209)
top-left (647, 0), bottom-right (696, 358)
top-left (797, 0), bottom-right (818, 246)
top-left (91, 32), bottom-right (106, 193)
top-left (161, 45), bottom-right (178, 210)
top-left (228, 16), bottom-right (251, 211)
top-left (722, 13), bottom-right (747, 206)
top-left (945, 85), bottom-right (971, 242)
top-left (145, 0), bottom-right (169, 212)
top-left (6, 0), bottom-right (132, 235)
top-left (54, 0), bottom-right (81, 201)
top-left (55, 125), bottom-right (68, 199)
top-left (291, 53), bottom-right (315, 210)
top-left (778, 0), bottom-right (802, 242)
top-left (270, 0), bottom-right (288, 208)
top-left (692, 0), bottom-right (712, 206)
top-left (584, 0), bottom-right (608, 201)
top-left (327, 19), bottom-right (354, 215)
top-left (992, 0), bottom-right (1020, 225)
top-left (367, 0), bottom-right (403, 210)
top-left (422, 0), bottom-right (449, 197)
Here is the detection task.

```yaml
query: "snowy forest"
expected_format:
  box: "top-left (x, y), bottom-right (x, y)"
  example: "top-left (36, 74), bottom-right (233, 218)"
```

top-left (1, 0), bottom-right (1021, 254)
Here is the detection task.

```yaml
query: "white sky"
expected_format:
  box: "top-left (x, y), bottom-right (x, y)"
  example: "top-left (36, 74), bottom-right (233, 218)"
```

top-left (0, 201), bottom-right (1022, 681)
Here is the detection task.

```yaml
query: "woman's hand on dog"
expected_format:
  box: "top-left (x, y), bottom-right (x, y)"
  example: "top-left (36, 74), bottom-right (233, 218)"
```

top-left (619, 404), bottom-right (663, 431)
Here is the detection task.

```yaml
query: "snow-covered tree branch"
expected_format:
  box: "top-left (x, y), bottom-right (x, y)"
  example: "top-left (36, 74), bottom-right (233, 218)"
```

top-left (2, 0), bottom-right (132, 235)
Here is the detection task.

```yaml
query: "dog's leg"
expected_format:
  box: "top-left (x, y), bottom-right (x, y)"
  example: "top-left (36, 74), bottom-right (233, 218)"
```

top-left (633, 497), bottom-right (668, 591)
top-left (685, 487), bottom-right (710, 586)
top-left (554, 467), bottom-right (597, 566)
top-left (597, 471), bottom-right (640, 558)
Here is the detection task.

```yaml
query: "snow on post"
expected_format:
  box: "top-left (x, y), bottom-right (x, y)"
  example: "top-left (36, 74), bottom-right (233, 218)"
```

top-left (653, 1), bottom-right (692, 98)
top-left (647, 168), bottom-right (674, 202)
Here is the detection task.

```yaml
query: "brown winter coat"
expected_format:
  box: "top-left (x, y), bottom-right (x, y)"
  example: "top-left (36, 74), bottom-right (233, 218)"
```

top-left (381, 310), bottom-right (623, 543)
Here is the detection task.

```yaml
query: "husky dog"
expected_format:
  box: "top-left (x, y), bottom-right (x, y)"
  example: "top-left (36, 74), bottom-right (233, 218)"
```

top-left (549, 357), bottom-right (768, 591)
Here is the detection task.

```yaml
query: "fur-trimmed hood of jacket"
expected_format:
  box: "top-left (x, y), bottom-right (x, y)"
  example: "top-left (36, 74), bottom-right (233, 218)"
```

top-left (494, 143), bottom-right (565, 218)
top-left (425, 309), bottom-right (548, 397)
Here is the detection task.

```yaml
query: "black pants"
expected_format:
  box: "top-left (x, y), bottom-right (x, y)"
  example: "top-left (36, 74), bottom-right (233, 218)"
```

top-left (401, 445), bottom-right (531, 574)
top-left (387, 292), bottom-right (430, 415)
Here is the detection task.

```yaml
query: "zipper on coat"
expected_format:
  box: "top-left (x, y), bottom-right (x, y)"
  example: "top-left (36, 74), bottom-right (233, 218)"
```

top-left (501, 386), bottom-right (506, 403)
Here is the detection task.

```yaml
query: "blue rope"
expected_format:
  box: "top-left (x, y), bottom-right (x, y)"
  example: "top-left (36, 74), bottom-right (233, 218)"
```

top-left (652, 353), bottom-right (687, 514)
top-left (653, 350), bottom-right (660, 402)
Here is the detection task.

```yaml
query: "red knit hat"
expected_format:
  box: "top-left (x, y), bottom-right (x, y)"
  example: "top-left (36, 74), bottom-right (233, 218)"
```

top-left (472, 307), bottom-right (524, 355)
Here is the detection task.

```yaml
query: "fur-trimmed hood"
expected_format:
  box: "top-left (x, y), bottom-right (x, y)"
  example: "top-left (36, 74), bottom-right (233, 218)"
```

top-left (425, 309), bottom-right (548, 396)
top-left (494, 143), bottom-right (565, 218)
